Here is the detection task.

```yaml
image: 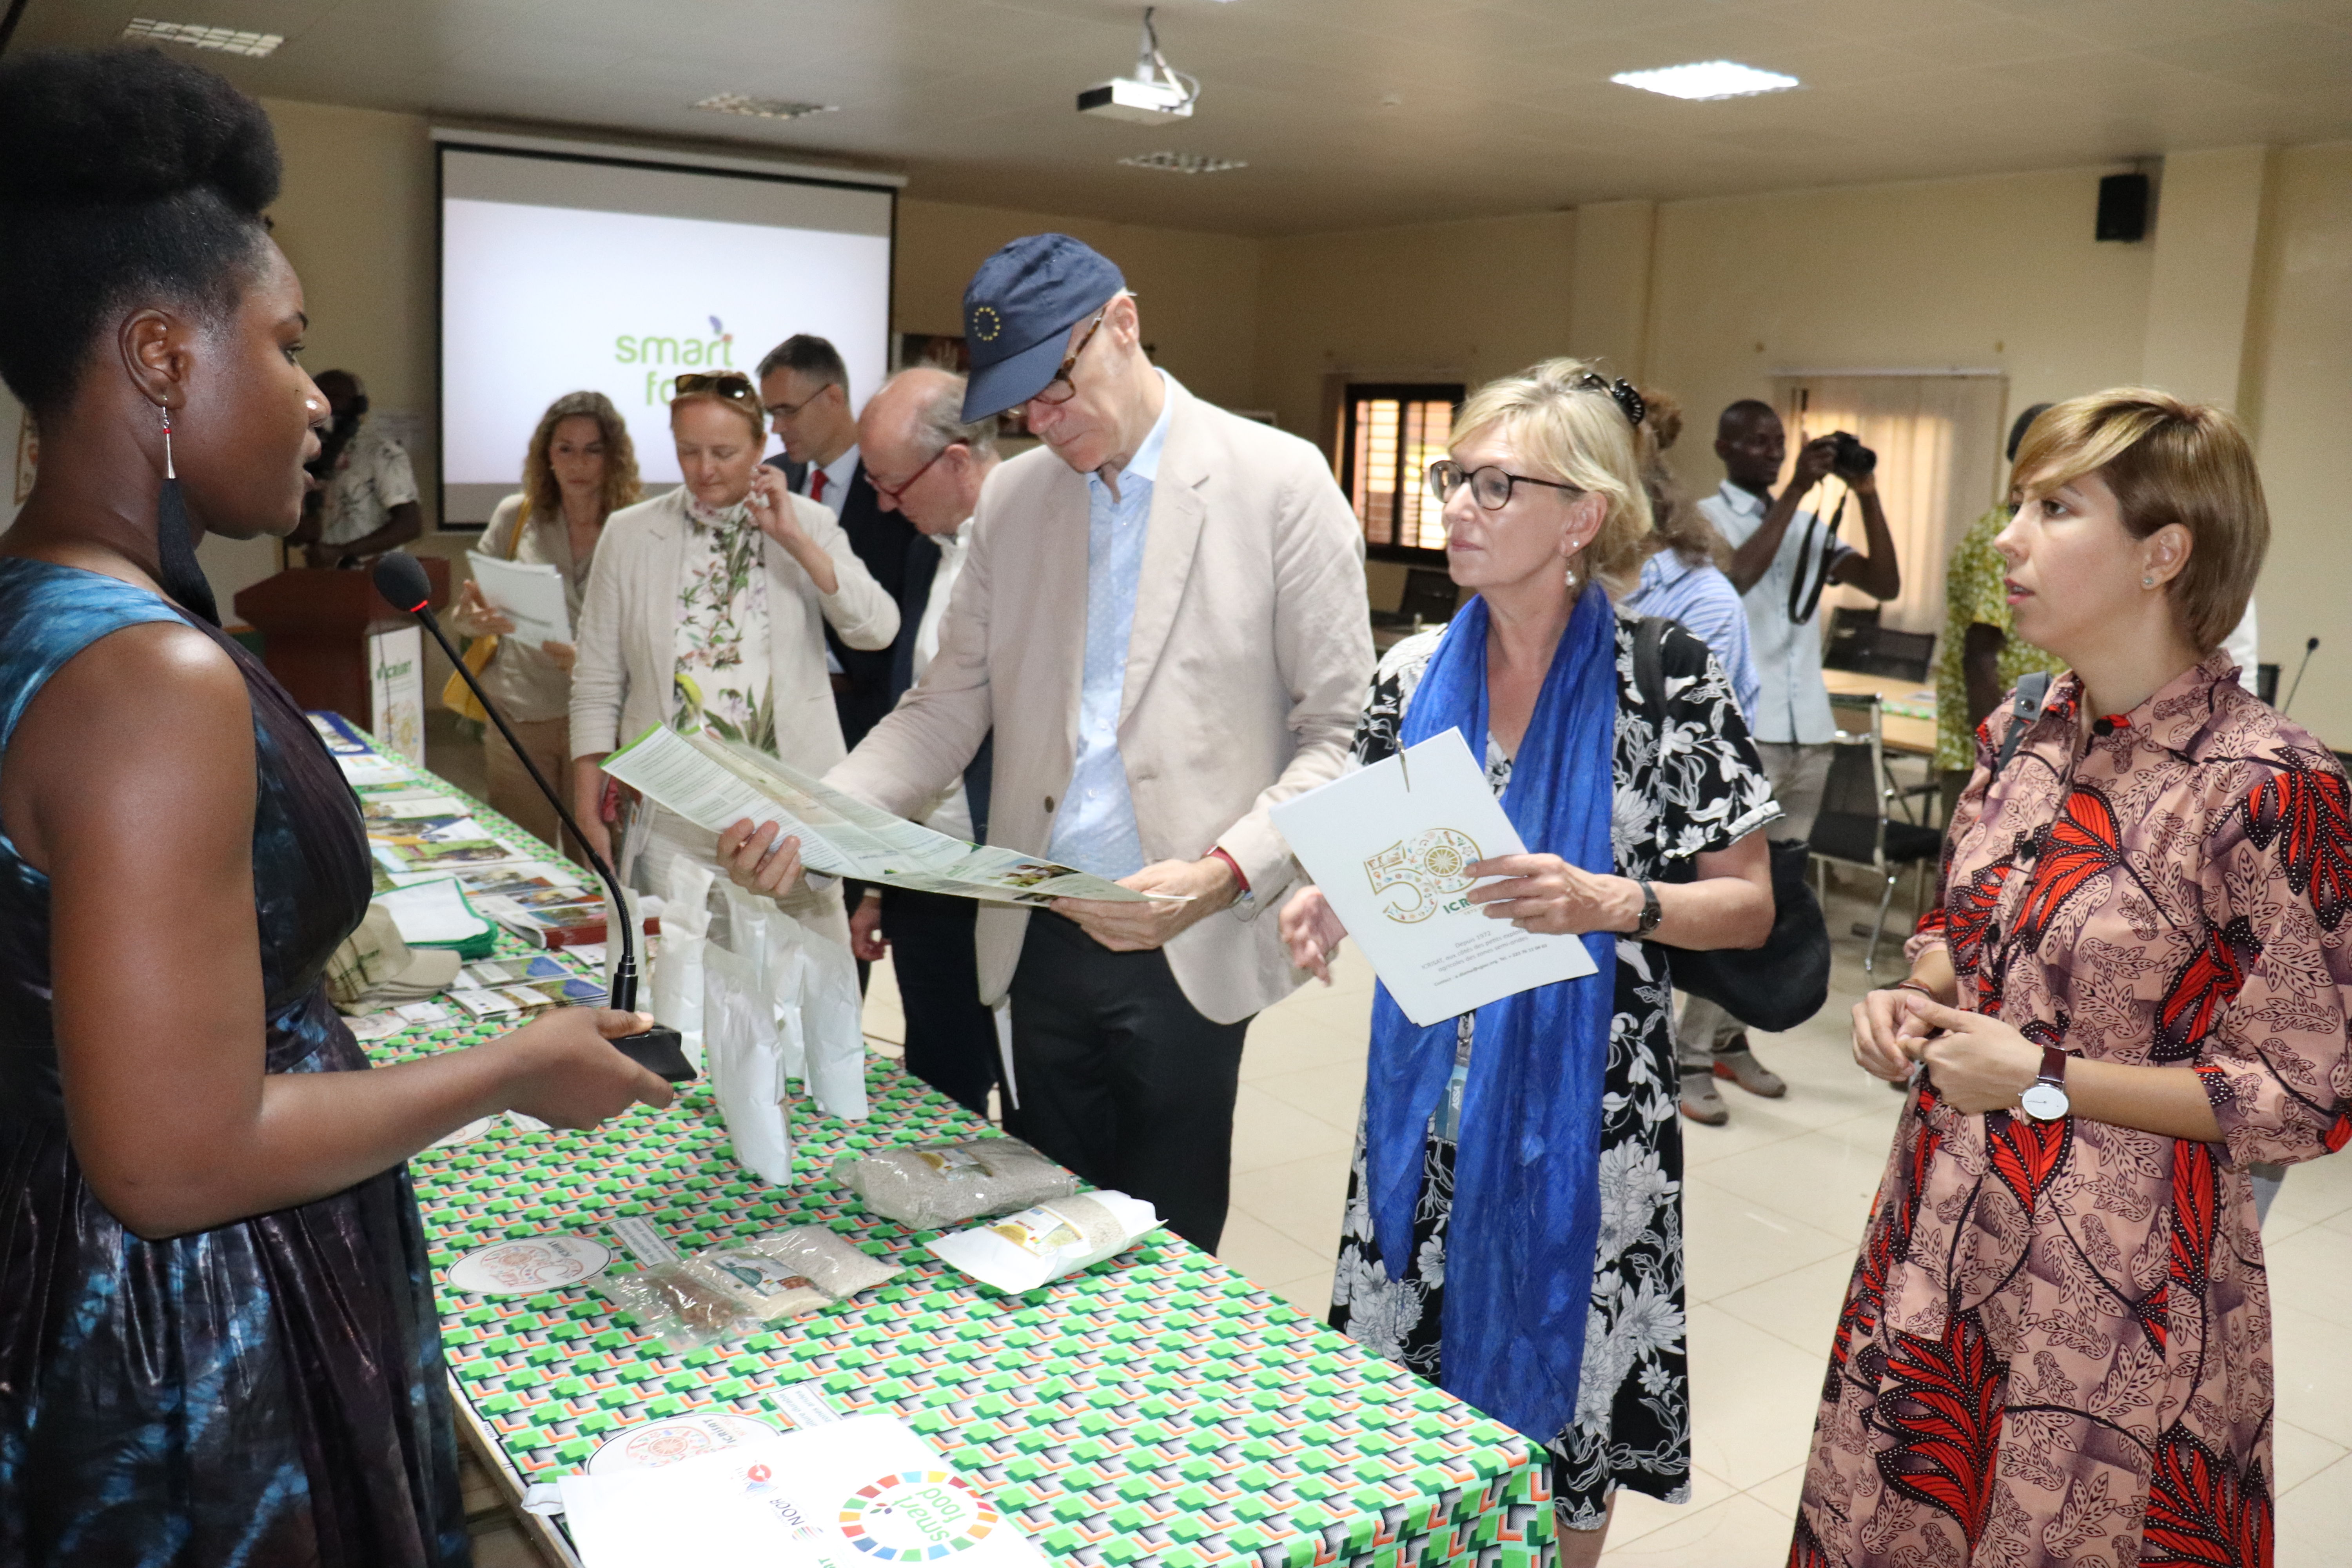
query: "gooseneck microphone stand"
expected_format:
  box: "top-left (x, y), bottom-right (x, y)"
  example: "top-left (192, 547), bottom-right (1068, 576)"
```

top-left (371, 552), bottom-right (694, 1082)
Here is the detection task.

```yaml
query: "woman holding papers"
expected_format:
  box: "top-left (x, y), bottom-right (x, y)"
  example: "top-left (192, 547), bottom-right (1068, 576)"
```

top-left (446, 390), bottom-right (640, 857)
top-left (1278, 360), bottom-right (1778, 1561)
top-left (568, 373), bottom-right (896, 943)
top-left (0, 49), bottom-right (673, 1563)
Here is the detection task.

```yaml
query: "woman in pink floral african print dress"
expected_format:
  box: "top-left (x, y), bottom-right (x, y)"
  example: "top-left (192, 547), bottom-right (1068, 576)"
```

top-left (1795, 391), bottom-right (2352, 1568)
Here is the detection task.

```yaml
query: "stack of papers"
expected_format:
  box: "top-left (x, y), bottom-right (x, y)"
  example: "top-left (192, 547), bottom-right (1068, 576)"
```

top-left (466, 552), bottom-right (573, 648)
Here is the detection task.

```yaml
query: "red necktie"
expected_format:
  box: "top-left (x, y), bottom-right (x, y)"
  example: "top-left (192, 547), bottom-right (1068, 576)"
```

top-left (811, 470), bottom-right (828, 505)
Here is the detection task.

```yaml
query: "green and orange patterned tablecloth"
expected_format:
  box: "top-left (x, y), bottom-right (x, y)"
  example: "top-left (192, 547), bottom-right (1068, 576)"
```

top-left (353, 737), bottom-right (1553, 1568)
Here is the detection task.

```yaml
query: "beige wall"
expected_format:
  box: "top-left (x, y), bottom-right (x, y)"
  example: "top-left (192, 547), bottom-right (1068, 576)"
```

top-left (897, 199), bottom-right (1261, 414)
top-left (2245, 143), bottom-right (2352, 748)
top-left (1254, 212), bottom-right (1577, 449)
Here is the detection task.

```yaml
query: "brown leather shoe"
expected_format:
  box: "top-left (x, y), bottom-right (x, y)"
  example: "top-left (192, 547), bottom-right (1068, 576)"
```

top-left (1680, 1070), bottom-right (1730, 1126)
top-left (1712, 1039), bottom-right (1787, 1098)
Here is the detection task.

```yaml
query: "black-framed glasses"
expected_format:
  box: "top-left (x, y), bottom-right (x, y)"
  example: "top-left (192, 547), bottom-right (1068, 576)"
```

top-left (870, 441), bottom-right (958, 505)
top-left (1030, 306), bottom-right (1110, 408)
top-left (762, 386), bottom-right (826, 421)
top-left (673, 371), bottom-right (757, 404)
top-left (1427, 458), bottom-right (1583, 512)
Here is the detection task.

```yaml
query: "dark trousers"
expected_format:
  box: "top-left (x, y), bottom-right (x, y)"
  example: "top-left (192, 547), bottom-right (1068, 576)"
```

top-left (1005, 913), bottom-right (1250, 1252)
top-left (882, 887), bottom-right (999, 1118)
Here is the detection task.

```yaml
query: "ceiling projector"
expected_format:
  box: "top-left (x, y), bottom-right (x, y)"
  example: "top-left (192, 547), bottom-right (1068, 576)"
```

top-left (1078, 7), bottom-right (1198, 124)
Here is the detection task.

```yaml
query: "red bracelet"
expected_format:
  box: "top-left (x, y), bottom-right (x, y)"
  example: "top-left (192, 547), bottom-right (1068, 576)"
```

top-left (1205, 846), bottom-right (1250, 897)
top-left (1889, 980), bottom-right (1937, 999)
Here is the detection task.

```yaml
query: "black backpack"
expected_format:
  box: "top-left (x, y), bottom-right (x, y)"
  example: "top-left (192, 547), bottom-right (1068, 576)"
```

top-left (1631, 617), bottom-right (1831, 1034)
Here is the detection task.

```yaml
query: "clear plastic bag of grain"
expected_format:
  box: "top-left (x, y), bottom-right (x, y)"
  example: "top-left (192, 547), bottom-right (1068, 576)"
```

top-left (598, 1226), bottom-right (903, 1352)
top-left (831, 1136), bottom-right (1077, 1229)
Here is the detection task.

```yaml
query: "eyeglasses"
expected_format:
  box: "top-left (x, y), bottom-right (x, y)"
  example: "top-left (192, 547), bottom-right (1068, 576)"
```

top-left (762, 387), bottom-right (826, 422)
top-left (673, 371), bottom-right (758, 405)
top-left (1427, 459), bottom-right (1583, 512)
top-left (870, 442), bottom-right (959, 505)
top-left (1030, 307), bottom-right (1110, 408)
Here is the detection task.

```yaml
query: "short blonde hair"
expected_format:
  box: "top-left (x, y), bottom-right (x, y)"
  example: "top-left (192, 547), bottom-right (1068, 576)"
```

top-left (1452, 358), bottom-right (1654, 595)
top-left (2010, 388), bottom-right (2267, 653)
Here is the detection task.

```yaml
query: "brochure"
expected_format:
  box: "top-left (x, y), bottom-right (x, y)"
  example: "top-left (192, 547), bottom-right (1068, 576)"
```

top-left (466, 552), bottom-right (573, 647)
top-left (601, 723), bottom-right (1162, 907)
top-left (557, 1413), bottom-right (1046, 1568)
top-left (1269, 728), bottom-right (1598, 1027)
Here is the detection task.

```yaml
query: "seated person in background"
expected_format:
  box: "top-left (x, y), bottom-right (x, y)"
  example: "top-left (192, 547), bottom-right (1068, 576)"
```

top-left (444, 390), bottom-right (639, 860)
top-left (844, 365), bottom-right (1004, 1116)
top-left (1688, 398), bottom-right (1901, 1110)
top-left (569, 372), bottom-right (896, 946)
top-left (293, 368), bottom-right (421, 566)
top-left (1618, 389), bottom-right (1767, 1127)
top-left (1935, 401), bottom-right (2067, 824)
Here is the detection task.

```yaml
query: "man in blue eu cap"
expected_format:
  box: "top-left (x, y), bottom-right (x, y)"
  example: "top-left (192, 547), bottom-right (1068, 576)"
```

top-left (719, 232), bottom-right (1374, 1250)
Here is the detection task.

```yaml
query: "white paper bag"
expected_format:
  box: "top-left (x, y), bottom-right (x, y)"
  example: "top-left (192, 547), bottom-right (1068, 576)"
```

top-left (703, 945), bottom-right (791, 1185)
top-left (927, 1191), bottom-right (1159, 1294)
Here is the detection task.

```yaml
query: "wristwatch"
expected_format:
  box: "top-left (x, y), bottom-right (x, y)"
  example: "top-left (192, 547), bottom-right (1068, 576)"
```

top-left (1633, 878), bottom-right (1663, 937)
top-left (2019, 1045), bottom-right (2071, 1121)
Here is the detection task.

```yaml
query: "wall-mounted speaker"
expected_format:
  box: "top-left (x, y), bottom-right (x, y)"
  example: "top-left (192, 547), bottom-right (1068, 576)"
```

top-left (2097, 172), bottom-right (2149, 243)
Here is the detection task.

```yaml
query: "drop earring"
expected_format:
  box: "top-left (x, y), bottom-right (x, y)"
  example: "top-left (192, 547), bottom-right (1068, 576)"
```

top-left (160, 404), bottom-right (175, 480)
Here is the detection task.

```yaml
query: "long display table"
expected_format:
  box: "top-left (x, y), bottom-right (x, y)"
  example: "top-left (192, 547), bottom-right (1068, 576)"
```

top-left (353, 735), bottom-right (1553, 1568)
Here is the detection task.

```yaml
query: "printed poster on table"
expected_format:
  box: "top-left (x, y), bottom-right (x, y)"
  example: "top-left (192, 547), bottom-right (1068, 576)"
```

top-left (1270, 727), bottom-right (1597, 1026)
top-left (367, 624), bottom-right (425, 767)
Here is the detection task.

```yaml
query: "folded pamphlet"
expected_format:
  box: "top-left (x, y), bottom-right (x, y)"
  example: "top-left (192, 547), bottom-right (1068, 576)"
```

top-left (602, 724), bottom-right (1166, 906)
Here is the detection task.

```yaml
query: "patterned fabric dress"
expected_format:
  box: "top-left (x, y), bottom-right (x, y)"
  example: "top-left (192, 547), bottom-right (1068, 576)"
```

top-left (673, 496), bottom-right (773, 751)
top-left (0, 559), bottom-right (468, 1565)
top-left (1331, 613), bottom-right (1780, 1528)
top-left (1791, 652), bottom-right (2352, 1568)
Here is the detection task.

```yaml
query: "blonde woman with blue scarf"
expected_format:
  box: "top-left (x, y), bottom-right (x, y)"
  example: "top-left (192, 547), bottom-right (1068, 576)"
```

top-left (1281, 360), bottom-right (1780, 1561)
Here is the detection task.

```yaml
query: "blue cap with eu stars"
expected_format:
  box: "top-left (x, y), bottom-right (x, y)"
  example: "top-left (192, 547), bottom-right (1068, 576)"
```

top-left (960, 233), bottom-right (1126, 422)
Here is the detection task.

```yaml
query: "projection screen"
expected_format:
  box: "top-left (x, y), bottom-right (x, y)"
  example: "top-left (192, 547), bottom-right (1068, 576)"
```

top-left (437, 134), bottom-right (898, 525)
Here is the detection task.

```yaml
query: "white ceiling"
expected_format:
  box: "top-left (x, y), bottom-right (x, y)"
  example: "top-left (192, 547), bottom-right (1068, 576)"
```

top-left (20, 0), bottom-right (2352, 235)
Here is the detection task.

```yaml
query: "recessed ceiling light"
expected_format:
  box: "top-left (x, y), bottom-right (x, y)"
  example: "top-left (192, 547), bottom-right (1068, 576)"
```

top-left (692, 94), bottom-right (837, 122)
top-left (1118, 151), bottom-right (1247, 175)
top-left (1611, 60), bottom-right (1798, 101)
top-left (121, 18), bottom-right (285, 57)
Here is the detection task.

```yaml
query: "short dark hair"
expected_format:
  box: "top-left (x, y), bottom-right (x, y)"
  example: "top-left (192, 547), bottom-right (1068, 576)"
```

top-left (756, 334), bottom-right (849, 394)
top-left (0, 48), bottom-right (281, 414)
top-left (2006, 402), bottom-right (2054, 463)
top-left (1717, 398), bottom-right (1778, 439)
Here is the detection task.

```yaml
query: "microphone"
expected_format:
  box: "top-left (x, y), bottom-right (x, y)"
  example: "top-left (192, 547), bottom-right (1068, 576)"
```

top-left (2283, 636), bottom-right (2319, 716)
top-left (371, 552), bottom-right (694, 1083)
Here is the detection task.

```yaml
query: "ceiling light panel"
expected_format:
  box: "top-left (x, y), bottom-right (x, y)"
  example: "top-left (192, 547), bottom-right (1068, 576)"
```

top-left (1118, 151), bottom-right (1247, 175)
top-left (1611, 60), bottom-right (1799, 101)
top-left (121, 18), bottom-right (285, 57)
top-left (692, 94), bottom-right (837, 122)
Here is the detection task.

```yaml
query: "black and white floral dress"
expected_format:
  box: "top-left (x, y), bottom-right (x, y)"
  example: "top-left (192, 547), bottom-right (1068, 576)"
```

top-left (1328, 611), bottom-right (1778, 1530)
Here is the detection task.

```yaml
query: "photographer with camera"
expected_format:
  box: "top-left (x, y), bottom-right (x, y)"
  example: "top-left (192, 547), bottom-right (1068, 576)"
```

top-left (1679, 400), bottom-right (1899, 1124)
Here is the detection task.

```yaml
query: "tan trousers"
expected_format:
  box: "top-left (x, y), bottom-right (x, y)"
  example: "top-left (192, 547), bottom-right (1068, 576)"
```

top-left (483, 715), bottom-right (582, 864)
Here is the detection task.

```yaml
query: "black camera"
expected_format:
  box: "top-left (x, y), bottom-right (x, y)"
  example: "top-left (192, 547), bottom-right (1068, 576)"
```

top-left (1828, 430), bottom-right (1877, 477)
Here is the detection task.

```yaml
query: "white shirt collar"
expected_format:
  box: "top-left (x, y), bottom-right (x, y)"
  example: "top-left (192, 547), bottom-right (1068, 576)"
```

top-left (1716, 478), bottom-right (1769, 517)
top-left (809, 443), bottom-right (860, 497)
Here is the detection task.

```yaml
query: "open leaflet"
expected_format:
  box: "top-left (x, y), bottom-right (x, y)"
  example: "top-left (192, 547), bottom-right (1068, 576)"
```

top-left (601, 724), bottom-right (1167, 906)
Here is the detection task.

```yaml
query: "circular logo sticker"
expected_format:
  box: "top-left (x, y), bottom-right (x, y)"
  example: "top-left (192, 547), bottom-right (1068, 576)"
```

top-left (838, 1470), bottom-right (1000, 1560)
top-left (446, 1234), bottom-right (611, 1296)
top-left (970, 305), bottom-right (1002, 343)
top-left (588, 1413), bottom-right (777, 1475)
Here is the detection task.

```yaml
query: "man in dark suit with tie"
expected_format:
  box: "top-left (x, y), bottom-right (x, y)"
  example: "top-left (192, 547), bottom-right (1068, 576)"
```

top-left (757, 335), bottom-right (924, 749)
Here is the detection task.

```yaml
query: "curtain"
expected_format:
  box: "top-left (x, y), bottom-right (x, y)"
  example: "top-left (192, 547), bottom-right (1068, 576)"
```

top-left (1769, 374), bottom-right (2008, 635)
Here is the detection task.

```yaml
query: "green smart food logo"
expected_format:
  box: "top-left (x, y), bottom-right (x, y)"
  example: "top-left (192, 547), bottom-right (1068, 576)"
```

top-left (1364, 828), bottom-right (1481, 924)
top-left (615, 315), bottom-right (737, 405)
top-left (837, 1469), bottom-right (999, 1561)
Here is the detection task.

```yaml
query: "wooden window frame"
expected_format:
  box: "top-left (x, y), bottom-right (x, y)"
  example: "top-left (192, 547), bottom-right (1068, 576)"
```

top-left (1337, 381), bottom-right (1463, 566)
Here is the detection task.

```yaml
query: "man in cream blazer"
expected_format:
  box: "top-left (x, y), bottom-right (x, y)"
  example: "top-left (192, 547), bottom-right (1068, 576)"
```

top-left (821, 236), bottom-right (1372, 1249)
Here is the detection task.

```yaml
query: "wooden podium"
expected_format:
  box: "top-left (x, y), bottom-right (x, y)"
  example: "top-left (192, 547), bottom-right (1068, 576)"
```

top-left (234, 561), bottom-right (450, 729)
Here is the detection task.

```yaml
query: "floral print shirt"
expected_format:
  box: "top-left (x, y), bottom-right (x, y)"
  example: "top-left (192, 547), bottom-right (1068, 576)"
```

top-left (673, 496), bottom-right (774, 753)
top-left (1794, 651), bottom-right (2352, 1568)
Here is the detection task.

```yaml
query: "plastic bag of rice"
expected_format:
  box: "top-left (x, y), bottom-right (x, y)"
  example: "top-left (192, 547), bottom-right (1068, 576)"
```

top-left (831, 1136), bottom-right (1077, 1229)
top-left (600, 1226), bottom-right (903, 1352)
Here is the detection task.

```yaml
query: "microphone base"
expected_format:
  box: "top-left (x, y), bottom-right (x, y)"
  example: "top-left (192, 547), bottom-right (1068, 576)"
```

top-left (612, 1025), bottom-right (697, 1084)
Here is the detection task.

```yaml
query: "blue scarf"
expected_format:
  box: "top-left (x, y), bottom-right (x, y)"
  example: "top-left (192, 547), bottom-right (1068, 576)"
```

top-left (1362, 583), bottom-right (1618, 1446)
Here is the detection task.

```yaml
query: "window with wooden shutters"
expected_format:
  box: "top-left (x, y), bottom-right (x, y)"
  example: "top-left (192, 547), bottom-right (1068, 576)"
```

top-left (1338, 383), bottom-right (1462, 561)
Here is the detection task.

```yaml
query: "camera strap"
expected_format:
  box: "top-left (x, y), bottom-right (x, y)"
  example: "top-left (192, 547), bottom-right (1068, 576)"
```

top-left (1786, 485), bottom-right (1847, 624)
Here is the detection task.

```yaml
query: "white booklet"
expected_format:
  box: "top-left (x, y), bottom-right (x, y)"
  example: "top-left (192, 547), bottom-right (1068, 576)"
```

top-left (557, 1413), bottom-right (1047, 1568)
top-left (601, 723), bottom-right (1164, 906)
top-left (466, 552), bottom-right (572, 646)
top-left (1270, 728), bottom-right (1597, 1026)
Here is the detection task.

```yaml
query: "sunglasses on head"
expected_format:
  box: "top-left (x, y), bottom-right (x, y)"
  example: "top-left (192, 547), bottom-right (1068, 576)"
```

top-left (672, 371), bottom-right (758, 403)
